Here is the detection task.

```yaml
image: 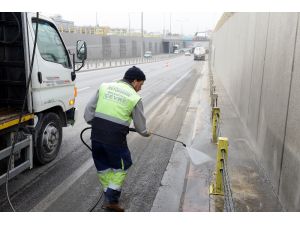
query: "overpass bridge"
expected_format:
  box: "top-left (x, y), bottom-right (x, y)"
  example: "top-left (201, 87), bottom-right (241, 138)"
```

top-left (59, 31), bottom-right (210, 59)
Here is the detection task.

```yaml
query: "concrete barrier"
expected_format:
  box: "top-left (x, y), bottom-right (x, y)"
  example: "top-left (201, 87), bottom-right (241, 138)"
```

top-left (211, 12), bottom-right (300, 211)
top-left (60, 33), bottom-right (168, 60)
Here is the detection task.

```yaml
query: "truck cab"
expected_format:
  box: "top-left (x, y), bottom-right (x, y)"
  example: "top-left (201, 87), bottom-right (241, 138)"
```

top-left (0, 12), bottom-right (87, 184)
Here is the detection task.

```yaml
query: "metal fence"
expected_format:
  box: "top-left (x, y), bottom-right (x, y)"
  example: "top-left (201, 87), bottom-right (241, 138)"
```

top-left (76, 54), bottom-right (179, 72)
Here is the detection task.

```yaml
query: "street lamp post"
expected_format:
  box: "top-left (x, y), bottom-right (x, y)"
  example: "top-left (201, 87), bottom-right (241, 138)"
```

top-left (141, 12), bottom-right (144, 59)
top-left (169, 13), bottom-right (171, 56)
top-left (128, 13), bottom-right (131, 36)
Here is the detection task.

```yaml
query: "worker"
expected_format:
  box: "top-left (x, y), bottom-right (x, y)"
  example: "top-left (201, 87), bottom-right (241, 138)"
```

top-left (84, 66), bottom-right (151, 212)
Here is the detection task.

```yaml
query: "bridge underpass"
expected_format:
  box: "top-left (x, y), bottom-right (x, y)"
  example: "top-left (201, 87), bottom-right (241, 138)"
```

top-left (1, 11), bottom-right (298, 213)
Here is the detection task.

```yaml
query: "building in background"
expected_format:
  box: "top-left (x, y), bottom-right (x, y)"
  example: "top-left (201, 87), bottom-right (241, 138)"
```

top-left (50, 14), bottom-right (74, 30)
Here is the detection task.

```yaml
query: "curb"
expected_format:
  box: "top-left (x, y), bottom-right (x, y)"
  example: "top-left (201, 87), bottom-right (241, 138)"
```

top-left (151, 67), bottom-right (204, 212)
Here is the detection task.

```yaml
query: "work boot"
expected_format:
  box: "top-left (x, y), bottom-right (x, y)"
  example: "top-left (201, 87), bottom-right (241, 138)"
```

top-left (102, 189), bottom-right (124, 212)
top-left (106, 188), bottom-right (121, 203)
top-left (102, 203), bottom-right (125, 212)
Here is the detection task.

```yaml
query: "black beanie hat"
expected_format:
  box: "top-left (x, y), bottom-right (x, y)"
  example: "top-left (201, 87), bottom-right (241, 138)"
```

top-left (124, 66), bottom-right (146, 81)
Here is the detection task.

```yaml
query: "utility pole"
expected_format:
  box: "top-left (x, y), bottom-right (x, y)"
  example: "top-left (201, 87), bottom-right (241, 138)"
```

top-left (181, 23), bottom-right (183, 36)
top-left (169, 13), bottom-right (172, 35)
top-left (141, 12), bottom-right (144, 58)
top-left (128, 13), bottom-right (131, 35)
top-left (96, 12), bottom-right (98, 26)
top-left (163, 13), bottom-right (165, 37)
top-left (176, 19), bottom-right (187, 37)
top-left (169, 13), bottom-right (172, 55)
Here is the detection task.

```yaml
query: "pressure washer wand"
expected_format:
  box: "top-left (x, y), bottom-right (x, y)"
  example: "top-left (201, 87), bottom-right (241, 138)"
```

top-left (81, 127), bottom-right (203, 166)
top-left (80, 127), bottom-right (187, 152)
top-left (129, 128), bottom-right (186, 147)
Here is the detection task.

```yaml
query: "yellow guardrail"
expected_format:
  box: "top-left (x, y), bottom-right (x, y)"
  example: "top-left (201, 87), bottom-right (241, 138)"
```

top-left (209, 137), bottom-right (229, 195)
top-left (209, 72), bottom-right (234, 211)
top-left (212, 107), bottom-right (220, 143)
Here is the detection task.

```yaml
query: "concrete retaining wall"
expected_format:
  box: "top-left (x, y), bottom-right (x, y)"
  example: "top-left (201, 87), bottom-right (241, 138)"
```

top-left (211, 12), bottom-right (300, 211)
top-left (60, 33), bottom-right (164, 60)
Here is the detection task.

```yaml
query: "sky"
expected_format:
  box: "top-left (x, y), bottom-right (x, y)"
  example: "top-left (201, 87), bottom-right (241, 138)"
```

top-left (5, 0), bottom-right (300, 37)
top-left (36, 0), bottom-right (300, 37)
top-left (3, 1), bottom-right (300, 224)
top-left (50, 12), bottom-right (223, 36)
top-left (4, 0), bottom-right (300, 12)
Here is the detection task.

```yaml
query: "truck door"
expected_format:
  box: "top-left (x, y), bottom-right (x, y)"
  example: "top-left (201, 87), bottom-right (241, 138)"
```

top-left (29, 15), bottom-right (74, 113)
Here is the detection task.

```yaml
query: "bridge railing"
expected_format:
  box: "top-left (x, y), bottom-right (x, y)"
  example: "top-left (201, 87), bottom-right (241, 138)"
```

top-left (76, 54), bottom-right (180, 72)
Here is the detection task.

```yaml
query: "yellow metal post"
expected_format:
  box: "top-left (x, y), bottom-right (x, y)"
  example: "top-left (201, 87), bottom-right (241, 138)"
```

top-left (209, 137), bottom-right (229, 195)
top-left (211, 93), bottom-right (218, 107)
top-left (212, 107), bottom-right (220, 143)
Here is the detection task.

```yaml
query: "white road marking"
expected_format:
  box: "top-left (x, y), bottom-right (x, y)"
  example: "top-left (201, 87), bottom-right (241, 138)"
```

top-left (77, 87), bottom-right (90, 92)
top-left (30, 66), bottom-right (193, 211)
top-left (30, 158), bottom-right (94, 212)
top-left (145, 69), bottom-right (192, 120)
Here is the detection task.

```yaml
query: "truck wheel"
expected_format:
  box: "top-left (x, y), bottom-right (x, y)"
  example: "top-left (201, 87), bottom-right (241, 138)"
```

top-left (35, 112), bottom-right (62, 165)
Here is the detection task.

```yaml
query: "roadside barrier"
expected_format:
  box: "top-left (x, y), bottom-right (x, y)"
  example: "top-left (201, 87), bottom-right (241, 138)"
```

top-left (211, 107), bottom-right (220, 143)
top-left (209, 137), bottom-right (235, 212)
top-left (209, 72), bottom-right (235, 212)
top-left (211, 92), bottom-right (218, 107)
top-left (76, 54), bottom-right (180, 71)
top-left (209, 137), bottom-right (228, 196)
top-left (210, 72), bottom-right (220, 143)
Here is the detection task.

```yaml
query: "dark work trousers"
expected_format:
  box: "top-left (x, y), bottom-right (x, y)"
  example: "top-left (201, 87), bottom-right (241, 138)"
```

top-left (91, 140), bottom-right (133, 204)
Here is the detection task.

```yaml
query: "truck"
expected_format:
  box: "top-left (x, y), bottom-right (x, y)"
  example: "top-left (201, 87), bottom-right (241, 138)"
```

top-left (173, 44), bottom-right (179, 53)
top-left (193, 46), bottom-right (206, 61)
top-left (0, 12), bottom-right (87, 185)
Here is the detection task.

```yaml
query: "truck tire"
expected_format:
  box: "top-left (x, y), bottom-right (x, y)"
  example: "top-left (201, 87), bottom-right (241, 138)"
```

top-left (34, 112), bottom-right (62, 165)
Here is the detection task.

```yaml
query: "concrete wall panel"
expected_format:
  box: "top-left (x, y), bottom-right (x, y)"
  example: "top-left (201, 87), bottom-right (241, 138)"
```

top-left (256, 13), bottom-right (298, 189)
top-left (60, 33), bottom-right (166, 59)
top-left (223, 15), bottom-right (240, 106)
top-left (213, 16), bottom-right (234, 101)
top-left (247, 13), bottom-right (269, 147)
top-left (279, 13), bottom-right (300, 211)
top-left (212, 12), bottom-right (300, 210)
top-left (237, 13), bottom-right (256, 124)
top-left (110, 36), bottom-right (120, 59)
top-left (213, 13), bottom-right (256, 122)
top-left (61, 33), bottom-right (102, 59)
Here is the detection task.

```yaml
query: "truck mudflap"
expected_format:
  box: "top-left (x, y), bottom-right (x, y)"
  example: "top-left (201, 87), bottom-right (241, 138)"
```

top-left (0, 134), bottom-right (33, 185)
top-left (66, 107), bottom-right (77, 126)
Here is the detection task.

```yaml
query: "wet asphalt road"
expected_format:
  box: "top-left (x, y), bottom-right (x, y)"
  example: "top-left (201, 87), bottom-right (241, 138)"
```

top-left (0, 55), bottom-right (204, 212)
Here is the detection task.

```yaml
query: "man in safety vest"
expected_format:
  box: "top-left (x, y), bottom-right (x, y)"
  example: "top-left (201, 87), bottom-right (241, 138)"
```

top-left (84, 66), bottom-right (151, 212)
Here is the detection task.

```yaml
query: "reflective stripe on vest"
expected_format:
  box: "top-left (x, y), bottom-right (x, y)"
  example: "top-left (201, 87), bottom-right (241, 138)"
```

top-left (95, 81), bottom-right (141, 126)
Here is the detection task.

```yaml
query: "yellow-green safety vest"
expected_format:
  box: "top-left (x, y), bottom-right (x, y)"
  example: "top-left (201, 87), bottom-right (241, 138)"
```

top-left (95, 81), bottom-right (141, 126)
